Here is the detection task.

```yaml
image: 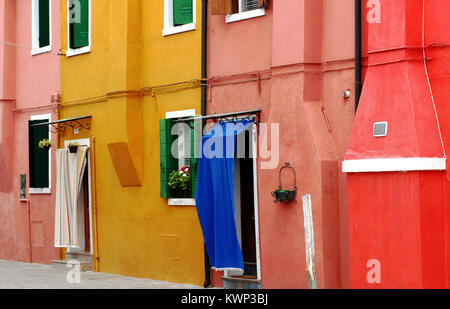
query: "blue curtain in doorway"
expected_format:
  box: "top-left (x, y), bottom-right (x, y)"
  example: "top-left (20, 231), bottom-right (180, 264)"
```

top-left (195, 119), bottom-right (254, 271)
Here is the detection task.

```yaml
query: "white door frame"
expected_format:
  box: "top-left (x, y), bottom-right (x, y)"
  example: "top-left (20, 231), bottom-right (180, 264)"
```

top-left (64, 138), bottom-right (93, 254)
top-left (224, 125), bottom-right (262, 280)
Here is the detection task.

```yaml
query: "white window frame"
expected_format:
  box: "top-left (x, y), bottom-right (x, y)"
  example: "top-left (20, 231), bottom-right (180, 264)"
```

top-left (31, 0), bottom-right (52, 56)
top-left (66, 0), bottom-right (91, 57)
top-left (29, 113), bottom-right (52, 195)
top-left (165, 109), bottom-right (197, 206)
top-left (225, 0), bottom-right (266, 24)
top-left (162, 0), bottom-right (196, 37)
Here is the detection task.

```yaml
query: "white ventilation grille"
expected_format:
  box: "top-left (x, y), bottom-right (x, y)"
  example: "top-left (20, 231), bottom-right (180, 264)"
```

top-left (373, 122), bottom-right (388, 137)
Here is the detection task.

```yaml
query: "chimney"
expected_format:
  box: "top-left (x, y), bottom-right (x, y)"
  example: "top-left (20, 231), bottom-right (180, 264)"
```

top-left (343, 0), bottom-right (445, 172)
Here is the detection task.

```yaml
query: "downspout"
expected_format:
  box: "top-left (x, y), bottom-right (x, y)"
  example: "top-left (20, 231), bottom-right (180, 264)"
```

top-left (355, 0), bottom-right (362, 112)
top-left (201, 0), bottom-right (208, 117)
top-left (201, 0), bottom-right (211, 288)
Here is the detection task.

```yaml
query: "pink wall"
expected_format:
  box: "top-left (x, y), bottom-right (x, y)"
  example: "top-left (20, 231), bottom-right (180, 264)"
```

top-left (0, 0), bottom-right (60, 264)
top-left (208, 0), bottom-right (355, 288)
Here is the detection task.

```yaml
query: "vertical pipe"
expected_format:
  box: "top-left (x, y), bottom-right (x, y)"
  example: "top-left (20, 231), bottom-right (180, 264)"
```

top-left (201, 0), bottom-right (208, 117)
top-left (27, 200), bottom-right (32, 263)
top-left (355, 0), bottom-right (362, 112)
top-left (201, 0), bottom-right (211, 288)
top-left (92, 137), bottom-right (100, 272)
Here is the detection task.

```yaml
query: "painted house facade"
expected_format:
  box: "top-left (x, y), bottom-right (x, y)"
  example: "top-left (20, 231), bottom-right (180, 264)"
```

top-left (0, 0), bottom-right (60, 264)
top-left (344, 0), bottom-right (450, 288)
top-left (57, 0), bottom-right (206, 285)
top-left (206, 0), bottom-right (356, 288)
top-left (3, 0), bottom-right (449, 290)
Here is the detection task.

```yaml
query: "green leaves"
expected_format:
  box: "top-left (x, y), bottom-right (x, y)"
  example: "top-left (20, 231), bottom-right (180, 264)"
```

top-left (168, 166), bottom-right (191, 191)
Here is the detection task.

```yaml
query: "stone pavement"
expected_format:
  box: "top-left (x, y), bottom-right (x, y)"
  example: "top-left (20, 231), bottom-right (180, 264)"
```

top-left (0, 259), bottom-right (204, 289)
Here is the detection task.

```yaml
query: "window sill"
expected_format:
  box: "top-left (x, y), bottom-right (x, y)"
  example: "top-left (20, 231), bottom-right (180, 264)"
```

top-left (31, 46), bottom-right (52, 56)
top-left (66, 46), bottom-right (91, 57)
top-left (29, 188), bottom-right (51, 195)
top-left (168, 198), bottom-right (196, 206)
top-left (162, 23), bottom-right (196, 37)
top-left (225, 8), bottom-right (266, 23)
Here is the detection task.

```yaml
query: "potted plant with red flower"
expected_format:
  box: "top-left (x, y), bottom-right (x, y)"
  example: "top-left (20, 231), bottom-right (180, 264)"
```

top-left (168, 165), bottom-right (191, 198)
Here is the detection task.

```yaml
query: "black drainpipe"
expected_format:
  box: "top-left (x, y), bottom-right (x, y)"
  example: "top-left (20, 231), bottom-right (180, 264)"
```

top-left (201, 0), bottom-right (208, 117)
top-left (355, 0), bottom-right (362, 112)
top-left (201, 0), bottom-right (211, 289)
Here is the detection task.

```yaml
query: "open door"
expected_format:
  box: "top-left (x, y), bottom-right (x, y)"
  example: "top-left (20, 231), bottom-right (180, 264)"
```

top-left (230, 127), bottom-right (260, 280)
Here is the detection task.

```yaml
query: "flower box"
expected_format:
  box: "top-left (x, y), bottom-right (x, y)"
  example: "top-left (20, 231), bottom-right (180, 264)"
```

top-left (68, 145), bottom-right (79, 153)
top-left (272, 190), bottom-right (296, 204)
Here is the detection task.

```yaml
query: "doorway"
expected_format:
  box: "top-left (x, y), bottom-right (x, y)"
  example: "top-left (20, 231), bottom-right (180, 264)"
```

top-left (64, 138), bottom-right (93, 254)
top-left (226, 124), bottom-right (261, 280)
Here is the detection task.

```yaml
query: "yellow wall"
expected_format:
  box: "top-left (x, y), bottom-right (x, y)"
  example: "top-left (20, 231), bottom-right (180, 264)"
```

top-left (60, 0), bottom-right (204, 285)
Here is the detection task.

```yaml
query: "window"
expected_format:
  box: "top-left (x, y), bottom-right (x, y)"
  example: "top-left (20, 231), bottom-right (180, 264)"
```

top-left (236, 0), bottom-right (261, 13)
top-left (163, 0), bottom-right (196, 36)
top-left (160, 110), bottom-right (198, 203)
top-left (67, 0), bottom-right (90, 57)
top-left (212, 0), bottom-right (267, 23)
top-left (29, 114), bottom-right (51, 194)
top-left (31, 0), bottom-right (51, 55)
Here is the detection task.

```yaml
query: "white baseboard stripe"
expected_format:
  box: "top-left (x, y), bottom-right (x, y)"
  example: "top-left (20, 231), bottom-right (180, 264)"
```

top-left (342, 157), bottom-right (446, 173)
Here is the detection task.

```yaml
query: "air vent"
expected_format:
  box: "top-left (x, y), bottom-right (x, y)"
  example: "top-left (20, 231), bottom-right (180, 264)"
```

top-left (373, 122), bottom-right (388, 137)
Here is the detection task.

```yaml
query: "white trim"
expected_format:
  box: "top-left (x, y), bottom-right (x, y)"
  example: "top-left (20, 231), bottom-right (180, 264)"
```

top-left (31, 0), bottom-right (52, 56)
top-left (213, 267), bottom-right (245, 272)
top-left (66, 0), bottom-right (91, 57)
top-left (29, 187), bottom-right (51, 194)
top-left (162, 0), bottom-right (196, 37)
top-left (342, 157), bottom-right (447, 173)
top-left (225, 8), bottom-right (265, 24)
top-left (66, 46), bottom-right (91, 57)
top-left (31, 46), bottom-right (52, 56)
top-left (165, 109), bottom-right (196, 120)
top-left (29, 113), bottom-right (52, 195)
top-left (64, 138), bottom-right (90, 148)
top-left (224, 125), bottom-right (261, 281)
top-left (252, 124), bottom-right (262, 281)
top-left (64, 138), bottom-right (93, 254)
top-left (165, 109), bottom-right (197, 206)
top-left (168, 198), bottom-right (196, 206)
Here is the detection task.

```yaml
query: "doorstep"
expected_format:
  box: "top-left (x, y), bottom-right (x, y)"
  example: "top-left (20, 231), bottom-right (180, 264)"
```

top-left (222, 276), bottom-right (261, 289)
top-left (52, 251), bottom-right (93, 272)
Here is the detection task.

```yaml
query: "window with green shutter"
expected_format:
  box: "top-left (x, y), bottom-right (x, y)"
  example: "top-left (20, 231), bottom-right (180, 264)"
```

top-left (190, 124), bottom-right (198, 198)
top-left (160, 118), bottom-right (199, 199)
top-left (69, 0), bottom-right (89, 49)
top-left (29, 119), bottom-right (50, 189)
top-left (173, 0), bottom-right (193, 26)
top-left (38, 0), bottom-right (50, 48)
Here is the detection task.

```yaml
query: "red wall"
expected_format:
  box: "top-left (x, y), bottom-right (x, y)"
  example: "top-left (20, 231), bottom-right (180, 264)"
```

top-left (346, 0), bottom-right (450, 288)
top-left (208, 0), bottom-right (356, 288)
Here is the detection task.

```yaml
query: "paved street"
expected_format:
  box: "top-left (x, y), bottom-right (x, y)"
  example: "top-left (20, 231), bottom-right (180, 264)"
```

top-left (0, 260), bottom-right (203, 289)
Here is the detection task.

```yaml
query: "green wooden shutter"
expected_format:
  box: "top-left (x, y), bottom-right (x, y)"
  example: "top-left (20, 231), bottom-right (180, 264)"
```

top-left (160, 119), bottom-right (177, 198)
top-left (29, 120), bottom-right (49, 188)
top-left (190, 122), bottom-right (198, 198)
top-left (70, 0), bottom-right (89, 49)
top-left (38, 0), bottom-right (50, 48)
top-left (173, 0), bottom-right (193, 26)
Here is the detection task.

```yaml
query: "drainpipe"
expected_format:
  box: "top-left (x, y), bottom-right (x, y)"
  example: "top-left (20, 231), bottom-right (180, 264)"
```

top-left (201, 0), bottom-right (211, 288)
top-left (355, 0), bottom-right (362, 112)
top-left (201, 0), bottom-right (208, 117)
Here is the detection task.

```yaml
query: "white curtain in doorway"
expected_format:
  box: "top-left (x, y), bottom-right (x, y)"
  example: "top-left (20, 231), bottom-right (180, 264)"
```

top-left (54, 147), bottom-right (89, 248)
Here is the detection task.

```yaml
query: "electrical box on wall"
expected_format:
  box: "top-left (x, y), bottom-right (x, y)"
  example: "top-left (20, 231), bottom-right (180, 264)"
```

top-left (20, 174), bottom-right (26, 199)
